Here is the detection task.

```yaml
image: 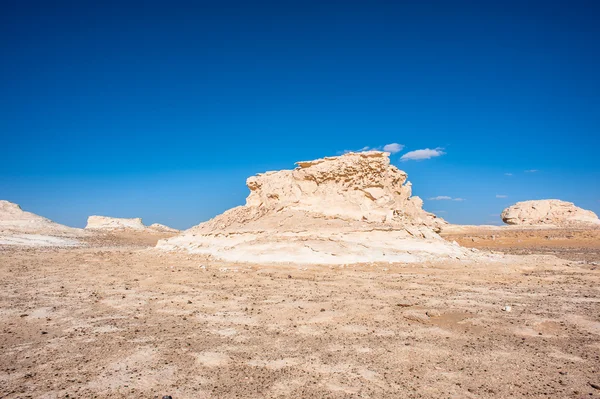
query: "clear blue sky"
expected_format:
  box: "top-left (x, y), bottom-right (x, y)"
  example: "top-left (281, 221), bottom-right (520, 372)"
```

top-left (1, 0), bottom-right (599, 229)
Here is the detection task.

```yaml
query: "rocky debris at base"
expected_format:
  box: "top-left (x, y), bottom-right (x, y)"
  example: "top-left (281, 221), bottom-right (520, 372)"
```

top-left (0, 200), bottom-right (84, 246)
top-left (0, 234), bottom-right (81, 247)
top-left (501, 200), bottom-right (600, 227)
top-left (157, 151), bottom-right (478, 264)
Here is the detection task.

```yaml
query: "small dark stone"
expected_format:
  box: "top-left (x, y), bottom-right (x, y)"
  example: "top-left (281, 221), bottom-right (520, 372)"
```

top-left (162, 396), bottom-right (173, 399)
top-left (187, 300), bottom-right (192, 304)
top-left (288, 275), bottom-right (292, 279)
top-left (590, 383), bottom-right (600, 390)
top-left (41, 331), bottom-right (48, 335)
top-left (320, 308), bottom-right (325, 312)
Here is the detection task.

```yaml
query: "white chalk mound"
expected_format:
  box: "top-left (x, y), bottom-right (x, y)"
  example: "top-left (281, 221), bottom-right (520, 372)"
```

top-left (0, 200), bottom-right (83, 246)
top-left (85, 215), bottom-right (179, 233)
top-left (86, 216), bottom-right (146, 230)
top-left (158, 152), bottom-right (472, 264)
top-left (501, 200), bottom-right (600, 227)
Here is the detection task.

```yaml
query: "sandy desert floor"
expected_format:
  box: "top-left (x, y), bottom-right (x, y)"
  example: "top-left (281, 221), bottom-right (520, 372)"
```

top-left (1, 229), bottom-right (600, 398)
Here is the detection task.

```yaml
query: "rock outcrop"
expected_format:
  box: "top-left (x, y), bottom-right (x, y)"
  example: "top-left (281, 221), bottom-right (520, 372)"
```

top-left (85, 216), bottom-right (179, 233)
top-left (501, 200), bottom-right (600, 227)
top-left (86, 216), bottom-right (146, 230)
top-left (0, 200), bottom-right (82, 246)
top-left (157, 152), bottom-right (471, 264)
top-left (149, 223), bottom-right (179, 233)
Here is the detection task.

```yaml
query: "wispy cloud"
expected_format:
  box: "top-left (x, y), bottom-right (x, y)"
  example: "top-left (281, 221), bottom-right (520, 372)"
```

top-left (496, 194), bottom-right (508, 198)
top-left (428, 196), bottom-right (465, 201)
top-left (400, 148), bottom-right (445, 161)
top-left (382, 143), bottom-right (404, 154)
top-left (504, 173), bottom-right (513, 176)
top-left (525, 169), bottom-right (539, 173)
top-left (340, 146), bottom-right (369, 154)
top-left (432, 210), bottom-right (447, 214)
top-left (340, 143), bottom-right (404, 154)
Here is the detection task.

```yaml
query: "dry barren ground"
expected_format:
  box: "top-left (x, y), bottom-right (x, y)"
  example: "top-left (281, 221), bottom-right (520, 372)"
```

top-left (442, 228), bottom-right (600, 264)
top-left (1, 230), bottom-right (600, 398)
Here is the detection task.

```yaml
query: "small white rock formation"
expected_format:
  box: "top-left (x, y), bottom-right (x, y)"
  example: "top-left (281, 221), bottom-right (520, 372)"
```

top-left (0, 200), bottom-right (82, 246)
top-left (86, 216), bottom-right (146, 230)
top-left (148, 223), bottom-right (179, 233)
top-left (501, 200), bottom-right (600, 227)
top-left (158, 152), bottom-right (472, 264)
top-left (85, 216), bottom-right (179, 233)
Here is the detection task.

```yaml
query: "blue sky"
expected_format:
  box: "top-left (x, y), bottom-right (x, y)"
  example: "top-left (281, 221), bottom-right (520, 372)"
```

top-left (1, 0), bottom-right (599, 229)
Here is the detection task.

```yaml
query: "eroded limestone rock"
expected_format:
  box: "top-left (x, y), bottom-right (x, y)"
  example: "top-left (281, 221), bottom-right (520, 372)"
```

top-left (86, 216), bottom-right (146, 230)
top-left (501, 200), bottom-right (600, 227)
top-left (157, 152), bottom-right (471, 264)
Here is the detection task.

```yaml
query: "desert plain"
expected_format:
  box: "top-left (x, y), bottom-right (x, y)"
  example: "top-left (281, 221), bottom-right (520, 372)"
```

top-left (1, 153), bottom-right (599, 399)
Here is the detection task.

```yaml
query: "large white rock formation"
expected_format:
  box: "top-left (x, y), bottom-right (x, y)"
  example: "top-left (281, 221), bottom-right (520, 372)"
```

top-left (501, 200), bottom-right (600, 227)
top-left (0, 200), bottom-right (82, 246)
top-left (157, 152), bottom-right (471, 264)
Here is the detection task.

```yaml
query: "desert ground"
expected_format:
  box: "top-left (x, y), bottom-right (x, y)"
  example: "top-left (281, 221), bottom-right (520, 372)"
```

top-left (1, 228), bottom-right (600, 398)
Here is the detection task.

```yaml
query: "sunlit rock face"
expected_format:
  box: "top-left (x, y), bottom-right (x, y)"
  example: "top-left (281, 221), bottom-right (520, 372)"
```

top-left (501, 200), bottom-right (600, 227)
top-left (0, 200), bottom-right (83, 246)
top-left (157, 152), bottom-right (472, 265)
top-left (86, 216), bottom-right (146, 230)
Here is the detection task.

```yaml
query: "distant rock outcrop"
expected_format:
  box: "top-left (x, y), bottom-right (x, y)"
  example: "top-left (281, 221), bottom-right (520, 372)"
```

top-left (86, 216), bottom-right (146, 230)
top-left (85, 216), bottom-right (179, 233)
top-left (149, 223), bottom-right (179, 233)
top-left (0, 200), bottom-right (82, 246)
top-left (157, 152), bottom-right (472, 264)
top-left (501, 200), bottom-right (600, 227)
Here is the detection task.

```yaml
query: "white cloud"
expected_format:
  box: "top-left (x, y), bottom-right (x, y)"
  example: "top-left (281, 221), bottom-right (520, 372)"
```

top-left (382, 143), bottom-right (404, 154)
top-left (341, 143), bottom-right (405, 155)
top-left (496, 194), bottom-right (508, 198)
top-left (504, 173), bottom-right (513, 176)
top-left (525, 169), bottom-right (539, 173)
top-left (428, 196), bottom-right (465, 201)
top-left (341, 146), bottom-right (370, 154)
top-left (400, 148), bottom-right (445, 161)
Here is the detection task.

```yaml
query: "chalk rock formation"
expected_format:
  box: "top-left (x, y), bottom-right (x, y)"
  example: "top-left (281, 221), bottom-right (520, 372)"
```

top-left (0, 200), bottom-right (82, 246)
top-left (86, 216), bottom-right (146, 230)
top-left (158, 152), bottom-right (470, 264)
top-left (501, 200), bottom-right (600, 227)
top-left (149, 223), bottom-right (179, 233)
